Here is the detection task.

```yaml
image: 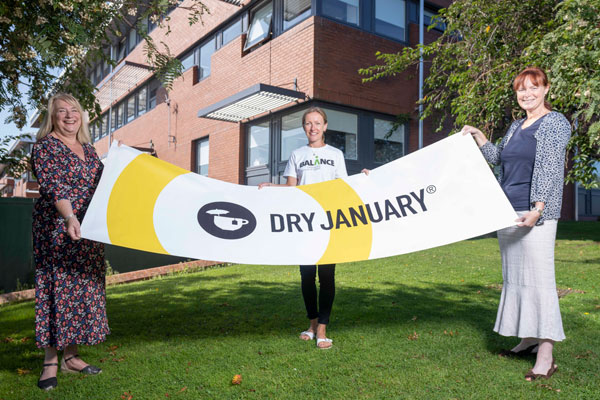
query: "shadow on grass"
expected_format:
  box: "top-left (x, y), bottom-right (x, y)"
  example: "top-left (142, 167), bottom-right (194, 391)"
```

top-left (4, 254), bottom-right (597, 374)
top-left (0, 271), bottom-right (508, 374)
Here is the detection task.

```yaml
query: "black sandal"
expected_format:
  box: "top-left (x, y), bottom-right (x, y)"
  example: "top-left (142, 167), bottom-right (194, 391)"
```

top-left (498, 344), bottom-right (538, 358)
top-left (61, 354), bottom-right (102, 375)
top-left (37, 362), bottom-right (58, 390)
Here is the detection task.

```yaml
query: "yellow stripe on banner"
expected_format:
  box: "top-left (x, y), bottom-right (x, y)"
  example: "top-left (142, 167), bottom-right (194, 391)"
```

top-left (298, 179), bottom-right (372, 264)
top-left (107, 154), bottom-right (188, 254)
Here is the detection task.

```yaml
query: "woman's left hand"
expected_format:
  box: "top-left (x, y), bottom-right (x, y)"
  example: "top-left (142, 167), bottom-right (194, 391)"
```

top-left (361, 168), bottom-right (370, 175)
top-left (516, 211), bottom-right (540, 227)
top-left (66, 217), bottom-right (82, 241)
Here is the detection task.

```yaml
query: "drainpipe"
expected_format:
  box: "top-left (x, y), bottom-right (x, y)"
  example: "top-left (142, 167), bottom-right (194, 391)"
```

top-left (418, 0), bottom-right (424, 150)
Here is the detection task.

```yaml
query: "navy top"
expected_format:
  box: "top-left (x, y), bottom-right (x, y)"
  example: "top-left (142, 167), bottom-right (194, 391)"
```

top-left (500, 117), bottom-right (544, 211)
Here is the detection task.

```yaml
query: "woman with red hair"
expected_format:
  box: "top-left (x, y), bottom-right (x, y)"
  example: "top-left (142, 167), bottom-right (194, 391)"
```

top-left (462, 67), bottom-right (571, 381)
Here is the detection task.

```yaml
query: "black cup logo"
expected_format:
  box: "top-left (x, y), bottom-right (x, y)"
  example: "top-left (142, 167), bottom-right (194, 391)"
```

top-left (197, 202), bottom-right (257, 239)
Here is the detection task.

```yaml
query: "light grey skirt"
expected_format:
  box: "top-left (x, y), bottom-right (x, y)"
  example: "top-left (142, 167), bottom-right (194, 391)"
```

top-left (493, 212), bottom-right (565, 341)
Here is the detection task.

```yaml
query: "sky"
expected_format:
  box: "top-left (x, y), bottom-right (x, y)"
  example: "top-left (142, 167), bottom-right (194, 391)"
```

top-left (0, 107), bottom-right (36, 150)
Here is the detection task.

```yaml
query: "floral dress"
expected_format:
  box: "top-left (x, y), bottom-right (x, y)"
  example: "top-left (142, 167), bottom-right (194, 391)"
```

top-left (32, 134), bottom-right (109, 350)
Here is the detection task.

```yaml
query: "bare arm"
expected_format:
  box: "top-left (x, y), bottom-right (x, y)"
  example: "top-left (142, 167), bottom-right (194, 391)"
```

top-left (461, 125), bottom-right (488, 147)
top-left (258, 176), bottom-right (297, 189)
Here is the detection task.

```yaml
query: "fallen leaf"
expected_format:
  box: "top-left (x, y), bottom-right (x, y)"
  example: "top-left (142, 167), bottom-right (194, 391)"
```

top-left (407, 332), bottom-right (419, 340)
top-left (165, 394), bottom-right (169, 398)
top-left (411, 316), bottom-right (417, 321)
top-left (249, 389), bottom-right (256, 392)
top-left (539, 383), bottom-right (560, 392)
top-left (180, 387), bottom-right (187, 392)
top-left (232, 374), bottom-right (242, 385)
top-left (17, 368), bottom-right (31, 375)
top-left (108, 345), bottom-right (119, 351)
top-left (3, 337), bottom-right (14, 343)
top-left (20, 337), bottom-right (31, 343)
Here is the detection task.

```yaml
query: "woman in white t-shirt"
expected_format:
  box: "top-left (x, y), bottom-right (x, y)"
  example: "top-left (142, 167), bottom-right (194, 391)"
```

top-left (259, 107), bottom-right (349, 349)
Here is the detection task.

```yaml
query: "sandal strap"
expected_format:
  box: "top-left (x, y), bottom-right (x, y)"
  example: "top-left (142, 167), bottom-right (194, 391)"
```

top-left (43, 363), bottom-right (59, 367)
top-left (63, 354), bottom-right (79, 363)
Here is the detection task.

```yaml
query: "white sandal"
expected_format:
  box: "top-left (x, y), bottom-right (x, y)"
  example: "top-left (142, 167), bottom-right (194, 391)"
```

top-left (316, 337), bottom-right (333, 349)
top-left (299, 331), bottom-right (315, 340)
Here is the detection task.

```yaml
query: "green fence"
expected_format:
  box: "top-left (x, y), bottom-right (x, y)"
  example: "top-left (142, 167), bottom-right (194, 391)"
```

top-left (0, 197), bottom-right (35, 293)
top-left (0, 198), bottom-right (188, 293)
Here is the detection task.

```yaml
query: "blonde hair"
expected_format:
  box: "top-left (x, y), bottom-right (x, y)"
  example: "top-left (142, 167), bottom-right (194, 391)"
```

top-left (37, 93), bottom-right (91, 144)
top-left (302, 107), bottom-right (328, 125)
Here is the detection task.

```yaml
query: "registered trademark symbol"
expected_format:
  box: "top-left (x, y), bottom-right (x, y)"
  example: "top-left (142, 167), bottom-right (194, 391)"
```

top-left (426, 185), bottom-right (436, 194)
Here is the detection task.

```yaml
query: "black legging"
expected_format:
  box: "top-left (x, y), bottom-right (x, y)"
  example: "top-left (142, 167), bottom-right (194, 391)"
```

top-left (299, 264), bottom-right (335, 325)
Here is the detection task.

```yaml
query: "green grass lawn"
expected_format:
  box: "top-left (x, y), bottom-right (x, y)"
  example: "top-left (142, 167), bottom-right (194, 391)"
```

top-left (1, 222), bottom-right (598, 399)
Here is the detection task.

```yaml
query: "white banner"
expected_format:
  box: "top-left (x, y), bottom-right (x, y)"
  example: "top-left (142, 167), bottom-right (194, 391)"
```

top-left (81, 134), bottom-right (518, 265)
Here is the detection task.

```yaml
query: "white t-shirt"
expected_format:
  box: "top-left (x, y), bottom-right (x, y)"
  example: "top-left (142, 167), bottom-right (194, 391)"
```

top-left (283, 144), bottom-right (348, 185)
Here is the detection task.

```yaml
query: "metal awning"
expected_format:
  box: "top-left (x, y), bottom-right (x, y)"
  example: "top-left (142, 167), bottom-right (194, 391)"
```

top-left (197, 83), bottom-right (306, 122)
top-left (95, 61), bottom-right (153, 110)
top-left (218, 0), bottom-right (244, 5)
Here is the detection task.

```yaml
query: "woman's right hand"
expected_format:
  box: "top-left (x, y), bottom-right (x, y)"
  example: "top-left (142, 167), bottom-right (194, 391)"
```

top-left (66, 216), bottom-right (82, 241)
top-left (258, 182), bottom-right (272, 189)
top-left (461, 125), bottom-right (488, 147)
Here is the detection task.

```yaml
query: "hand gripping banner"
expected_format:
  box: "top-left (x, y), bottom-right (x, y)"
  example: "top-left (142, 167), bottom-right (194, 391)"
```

top-left (81, 134), bottom-right (518, 265)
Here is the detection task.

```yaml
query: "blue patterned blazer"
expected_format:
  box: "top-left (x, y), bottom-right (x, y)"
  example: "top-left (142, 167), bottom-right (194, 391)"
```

top-left (479, 111), bottom-right (571, 223)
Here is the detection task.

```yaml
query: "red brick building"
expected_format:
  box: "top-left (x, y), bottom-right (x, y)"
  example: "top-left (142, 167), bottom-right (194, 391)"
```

top-left (81, 0), bottom-right (581, 219)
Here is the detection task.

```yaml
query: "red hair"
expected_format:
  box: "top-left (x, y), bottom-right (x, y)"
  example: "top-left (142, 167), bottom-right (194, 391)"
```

top-left (513, 67), bottom-right (552, 110)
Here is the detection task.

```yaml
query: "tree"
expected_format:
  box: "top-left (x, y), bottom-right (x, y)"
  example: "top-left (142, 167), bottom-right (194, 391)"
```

top-left (0, 134), bottom-right (33, 178)
top-left (0, 0), bottom-right (208, 129)
top-left (359, 0), bottom-right (600, 187)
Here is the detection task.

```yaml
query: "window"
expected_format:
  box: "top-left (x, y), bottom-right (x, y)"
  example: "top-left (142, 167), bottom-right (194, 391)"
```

top-left (95, 64), bottom-right (102, 85)
top-left (103, 59), bottom-right (110, 77)
top-left (102, 114), bottom-right (109, 137)
top-left (281, 110), bottom-right (306, 161)
top-left (322, 108), bottom-right (358, 159)
top-left (424, 9), bottom-right (445, 31)
top-left (247, 121), bottom-right (270, 167)
top-left (199, 38), bottom-right (215, 79)
top-left (283, 0), bottom-right (311, 30)
top-left (111, 107), bottom-right (118, 131)
top-left (181, 51), bottom-right (195, 70)
top-left (374, 118), bottom-right (404, 163)
top-left (116, 103), bottom-right (125, 129)
top-left (148, 15), bottom-right (157, 33)
top-left (244, 1), bottom-right (273, 51)
top-left (95, 119), bottom-right (102, 141)
top-left (195, 138), bottom-right (210, 176)
top-left (322, 0), bottom-right (360, 26)
top-left (128, 29), bottom-right (138, 52)
top-left (117, 37), bottom-right (126, 61)
top-left (222, 19), bottom-right (242, 46)
top-left (137, 87), bottom-right (147, 115)
top-left (374, 0), bottom-right (405, 41)
top-left (127, 96), bottom-right (136, 122)
top-left (149, 82), bottom-right (159, 109)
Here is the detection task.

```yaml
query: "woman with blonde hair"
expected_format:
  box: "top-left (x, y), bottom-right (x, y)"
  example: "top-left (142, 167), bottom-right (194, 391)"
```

top-left (259, 107), bottom-right (348, 349)
top-left (32, 93), bottom-right (108, 390)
